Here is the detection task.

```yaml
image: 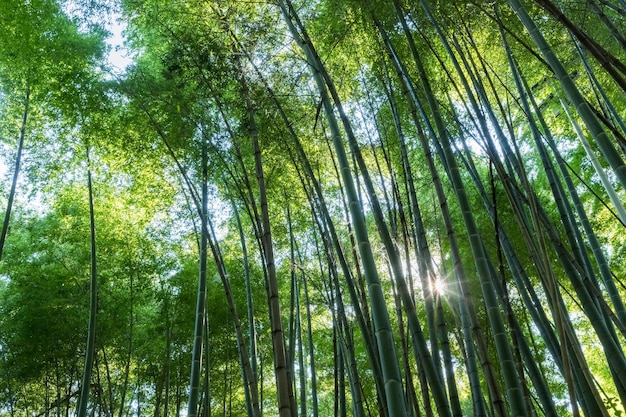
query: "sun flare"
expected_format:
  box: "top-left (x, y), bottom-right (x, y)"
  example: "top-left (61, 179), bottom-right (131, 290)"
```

top-left (434, 278), bottom-right (446, 295)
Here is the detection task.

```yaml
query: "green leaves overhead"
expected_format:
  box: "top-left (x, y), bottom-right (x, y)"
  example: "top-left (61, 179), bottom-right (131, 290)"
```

top-left (1, 0), bottom-right (626, 416)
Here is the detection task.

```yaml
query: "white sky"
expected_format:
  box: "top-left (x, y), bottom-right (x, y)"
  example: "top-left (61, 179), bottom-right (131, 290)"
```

top-left (104, 12), bottom-right (134, 75)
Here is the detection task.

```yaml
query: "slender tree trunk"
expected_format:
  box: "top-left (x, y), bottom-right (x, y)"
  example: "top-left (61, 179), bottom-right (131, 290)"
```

top-left (247, 72), bottom-right (296, 417)
top-left (202, 316), bottom-right (211, 417)
top-left (187, 134), bottom-right (209, 417)
top-left (164, 293), bottom-right (172, 417)
top-left (326, 237), bottom-right (367, 417)
top-left (453, 104), bottom-right (611, 417)
top-left (276, 2), bottom-right (408, 416)
top-left (206, 198), bottom-right (261, 417)
top-left (375, 6), bottom-right (503, 415)
top-left (233, 202), bottom-right (259, 417)
top-left (296, 277), bottom-right (306, 417)
top-left (508, 0), bottom-right (626, 189)
top-left (533, 0), bottom-right (626, 90)
top-left (77, 146), bottom-right (98, 417)
top-left (0, 88), bottom-right (29, 260)
top-left (300, 267), bottom-right (318, 417)
top-left (587, 0), bottom-right (626, 50)
top-left (117, 266), bottom-right (134, 417)
top-left (561, 100), bottom-right (626, 223)
top-left (225, 33), bottom-right (390, 412)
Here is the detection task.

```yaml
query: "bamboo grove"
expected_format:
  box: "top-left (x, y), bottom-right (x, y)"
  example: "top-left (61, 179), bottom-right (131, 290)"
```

top-left (0, 0), bottom-right (625, 416)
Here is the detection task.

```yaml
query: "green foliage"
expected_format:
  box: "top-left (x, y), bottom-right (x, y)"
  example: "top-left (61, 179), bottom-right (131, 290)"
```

top-left (1, 0), bottom-right (626, 416)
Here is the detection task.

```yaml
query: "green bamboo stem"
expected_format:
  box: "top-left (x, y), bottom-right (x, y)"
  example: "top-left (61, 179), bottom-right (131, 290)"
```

top-left (498, 25), bottom-right (601, 415)
top-left (0, 88), bottom-right (29, 261)
top-left (386, 2), bottom-right (528, 414)
top-left (573, 38), bottom-right (626, 154)
top-left (508, 0), bottom-right (626, 189)
top-left (560, 99), bottom-right (626, 224)
top-left (533, 0), bottom-right (626, 90)
top-left (248, 85), bottom-right (296, 416)
top-left (378, 15), bottom-right (496, 416)
top-left (453, 131), bottom-right (600, 416)
top-left (276, 2), bottom-right (408, 416)
top-left (415, 3), bottom-right (529, 416)
top-left (187, 134), bottom-right (209, 417)
top-left (586, 0), bottom-right (626, 51)
top-left (326, 252), bottom-right (367, 417)
top-left (384, 74), bottom-right (474, 417)
top-left (383, 63), bottom-right (442, 384)
top-left (232, 29), bottom-right (389, 408)
top-left (233, 202), bottom-right (259, 417)
top-left (512, 48), bottom-right (626, 330)
top-left (300, 268), bottom-right (319, 417)
top-left (76, 147), bottom-right (98, 417)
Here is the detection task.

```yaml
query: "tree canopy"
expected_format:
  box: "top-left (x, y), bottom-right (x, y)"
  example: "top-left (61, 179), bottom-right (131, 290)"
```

top-left (1, 0), bottom-right (625, 416)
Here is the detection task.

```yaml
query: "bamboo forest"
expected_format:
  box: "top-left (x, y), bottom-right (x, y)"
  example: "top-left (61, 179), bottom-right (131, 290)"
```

top-left (2, 0), bottom-right (626, 416)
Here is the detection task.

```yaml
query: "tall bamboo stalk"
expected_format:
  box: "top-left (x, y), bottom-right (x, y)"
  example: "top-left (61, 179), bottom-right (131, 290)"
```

top-left (0, 88), bottom-right (29, 261)
top-left (228, 27), bottom-right (389, 409)
top-left (276, 2), bottom-right (408, 416)
top-left (508, 0), bottom-right (626, 190)
top-left (246, 77), bottom-right (296, 416)
top-left (187, 133), bottom-right (209, 417)
top-left (77, 146), bottom-right (98, 417)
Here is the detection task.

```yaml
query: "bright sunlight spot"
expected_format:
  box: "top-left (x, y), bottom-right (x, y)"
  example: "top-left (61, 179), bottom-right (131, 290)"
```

top-left (433, 278), bottom-right (446, 295)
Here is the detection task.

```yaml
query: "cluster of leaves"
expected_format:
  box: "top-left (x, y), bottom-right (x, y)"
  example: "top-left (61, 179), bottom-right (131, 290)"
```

top-left (1, 0), bottom-right (626, 416)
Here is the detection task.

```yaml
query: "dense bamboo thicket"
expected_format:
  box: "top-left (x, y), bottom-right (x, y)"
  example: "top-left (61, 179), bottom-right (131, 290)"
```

top-left (0, 0), bottom-right (625, 416)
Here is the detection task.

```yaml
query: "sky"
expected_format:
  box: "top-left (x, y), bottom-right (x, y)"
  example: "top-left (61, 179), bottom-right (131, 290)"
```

top-left (105, 12), bottom-right (134, 75)
top-left (61, 1), bottom-right (134, 74)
